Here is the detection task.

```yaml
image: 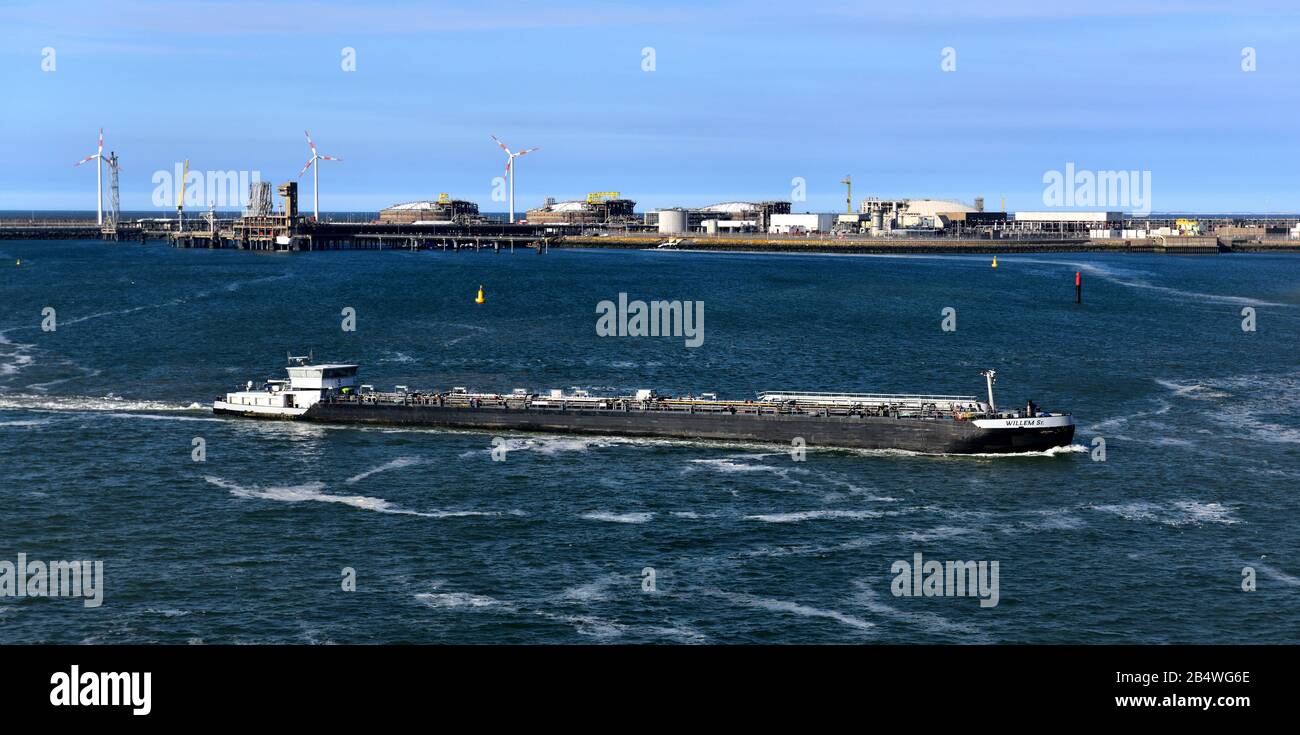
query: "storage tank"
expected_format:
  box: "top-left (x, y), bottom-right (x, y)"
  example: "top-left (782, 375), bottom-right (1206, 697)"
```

top-left (657, 209), bottom-right (687, 234)
top-left (703, 219), bottom-right (719, 235)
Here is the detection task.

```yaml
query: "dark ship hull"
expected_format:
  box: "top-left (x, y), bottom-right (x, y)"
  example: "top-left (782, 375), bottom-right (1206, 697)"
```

top-left (293, 401), bottom-right (1075, 454)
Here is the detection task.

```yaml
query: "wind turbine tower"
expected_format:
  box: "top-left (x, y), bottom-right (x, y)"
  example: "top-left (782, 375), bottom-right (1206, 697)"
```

top-left (491, 135), bottom-right (539, 224)
top-left (177, 159), bottom-right (189, 233)
top-left (299, 131), bottom-right (341, 220)
top-left (74, 129), bottom-right (106, 225)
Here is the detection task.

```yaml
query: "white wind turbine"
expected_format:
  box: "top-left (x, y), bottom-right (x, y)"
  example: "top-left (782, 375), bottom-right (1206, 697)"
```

top-left (299, 130), bottom-right (341, 220)
top-left (74, 128), bottom-right (106, 225)
top-left (491, 135), bottom-right (539, 224)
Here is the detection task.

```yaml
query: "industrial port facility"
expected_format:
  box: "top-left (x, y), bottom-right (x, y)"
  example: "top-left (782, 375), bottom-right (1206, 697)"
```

top-left (10, 128), bottom-right (1300, 254)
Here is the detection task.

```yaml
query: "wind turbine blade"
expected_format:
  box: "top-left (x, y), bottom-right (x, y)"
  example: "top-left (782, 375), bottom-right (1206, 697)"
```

top-left (298, 158), bottom-right (314, 177)
top-left (491, 135), bottom-right (512, 155)
top-left (98, 129), bottom-right (103, 153)
top-left (516, 147), bottom-right (539, 157)
top-left (319, 154), bottom-right (341, 161)
top-left (504, 159), bottom-right (512, 178)
top-left (305, 130), bottom-right (316, 151)
top-left (74, 155), bottom-right (96, 166)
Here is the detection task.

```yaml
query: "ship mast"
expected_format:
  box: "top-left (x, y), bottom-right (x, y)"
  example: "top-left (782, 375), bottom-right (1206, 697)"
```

top-left (980, 369), bottom-right (997, 413)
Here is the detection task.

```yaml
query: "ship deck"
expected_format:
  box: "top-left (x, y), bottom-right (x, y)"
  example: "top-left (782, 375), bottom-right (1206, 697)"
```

top-left (321, 391), bottom-right (990, 421)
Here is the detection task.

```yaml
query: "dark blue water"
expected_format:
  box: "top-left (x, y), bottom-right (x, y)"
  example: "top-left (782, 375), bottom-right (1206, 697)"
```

top-left (1, 240), bottom-right (1298, 643)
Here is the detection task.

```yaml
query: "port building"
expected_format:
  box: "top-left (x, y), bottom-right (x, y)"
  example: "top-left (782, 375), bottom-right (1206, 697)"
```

top-left (648, 201), bottom-right (792, 234)
top-left (769, 213), bottom-right (835, 234)
top-left (380, 195), bottom-right (481, 224)
top-left (856, 197), bottom-right (987, 233)
top-left (1010, 211), bottom-right (1123, 234)
top-left (525, 193), bottom-right (636, 225)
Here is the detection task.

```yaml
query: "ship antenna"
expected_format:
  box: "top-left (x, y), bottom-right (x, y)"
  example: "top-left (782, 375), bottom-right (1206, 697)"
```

top-left (980, 369), bottom-right (997, 413)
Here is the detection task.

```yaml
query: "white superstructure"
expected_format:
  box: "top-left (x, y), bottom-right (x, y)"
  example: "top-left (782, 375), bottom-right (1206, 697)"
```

top-left (213, 357), bottom-right (358, 418)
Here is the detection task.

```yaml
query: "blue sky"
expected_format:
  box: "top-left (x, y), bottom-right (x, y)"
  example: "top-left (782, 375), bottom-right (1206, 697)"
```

top-left (2, 0), bottom-right (1300, 213)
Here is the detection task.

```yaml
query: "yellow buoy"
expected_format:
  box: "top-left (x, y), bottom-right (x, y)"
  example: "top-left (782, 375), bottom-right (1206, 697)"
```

top-left (475, 285), bottom-right (485, 304)
top-left (991, 256), bottom-right (998, 268)
top-left (15, 259), bottom-right (20, 267)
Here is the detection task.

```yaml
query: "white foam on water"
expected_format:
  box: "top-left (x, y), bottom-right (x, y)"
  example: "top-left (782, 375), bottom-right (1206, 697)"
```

top-left (416, 592), bottom-right (508, 610)
top-left (690, 458), bottom-right (780, 473)
top-left (145, 609), bottom-right (191, 618)
top-left (1156, 379), bottom-right (1231, 400)
top-left (439, 322), bottom-right (491, 347)
top-left (464, 435), bottom-right (616, 458)
top-left (643, 625), bottom-right (709, 644)
top-left (0, 332), bottom-right (37, 379)
top-left (1012, 257), bottom-right (1288, 308)
top-left (564, 616), bottom-right (626, 638)
top-left (1170, 500), bottom-right (1239, 525)
top-left (1087, 398), bottom-right (1172, 433)
top-left (814, 475), bottom-right (901, 501)
top-left (903, 525), bottom-right (978, 542)
top-left (413, 581), bottom-right (705, 642)
top-left (836, 444), bottom-right (1084, 459)
top-left (1088, 501), bottom-right (1160, 523)
top-left (0, 393), bottom-right (205, 413)
top-left (344, 456), bottom-right (424, 484)
top-left (530, 437), bottom-right (615, 454)
top-left (1193, 373), bottom-right (1300, 445)
top-left (0, 418), bottom-right (54, 428)
top-left (217, 273), bottom-right (294, 294)
top-left (1100, 372), bottom-right (1300, 448)
top-left (1087, 500), bottom-right (1239, 526)
top-left (104, 412), bottom-right (223, 423)
top-left (414, 580), bottom-right (517, 611)
top-left (528, 609), bottom-right (628, 639)
top-left (707, 590), bottom-right (874, 634)
top-left (949, 444), bottom-right (1088, 459)
top-left (1255, 563), bottom-right (1300, 587)
top-left (205, 475), bottom-right (495, 518)
top-left (561, 578), bottom-right (619, 603)
top-left (580, 511), bottom-right (654, 524)
top-left (851, 583), bottom-right (988, 640)
top-left (687, 457), bottom-right (813, 483)
top-left (835, 446), bottom-right (927, 458)
top-left (1000, 509), bottom-right (1085, 534)
top-left (744, 509), bottom-right (882, 523)
top-left (737, 533), bottom-right (889, 559)
top-left (25, 366), bottom-right (102, 392)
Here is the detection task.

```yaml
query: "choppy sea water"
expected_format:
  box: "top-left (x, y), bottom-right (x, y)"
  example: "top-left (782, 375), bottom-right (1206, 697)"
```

top-left (1, 240), bottom-right (1297, 643)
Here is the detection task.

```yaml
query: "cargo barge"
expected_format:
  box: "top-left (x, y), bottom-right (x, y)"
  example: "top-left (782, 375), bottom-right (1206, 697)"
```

top-left (212, 358), bottom-right (1075, 454)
